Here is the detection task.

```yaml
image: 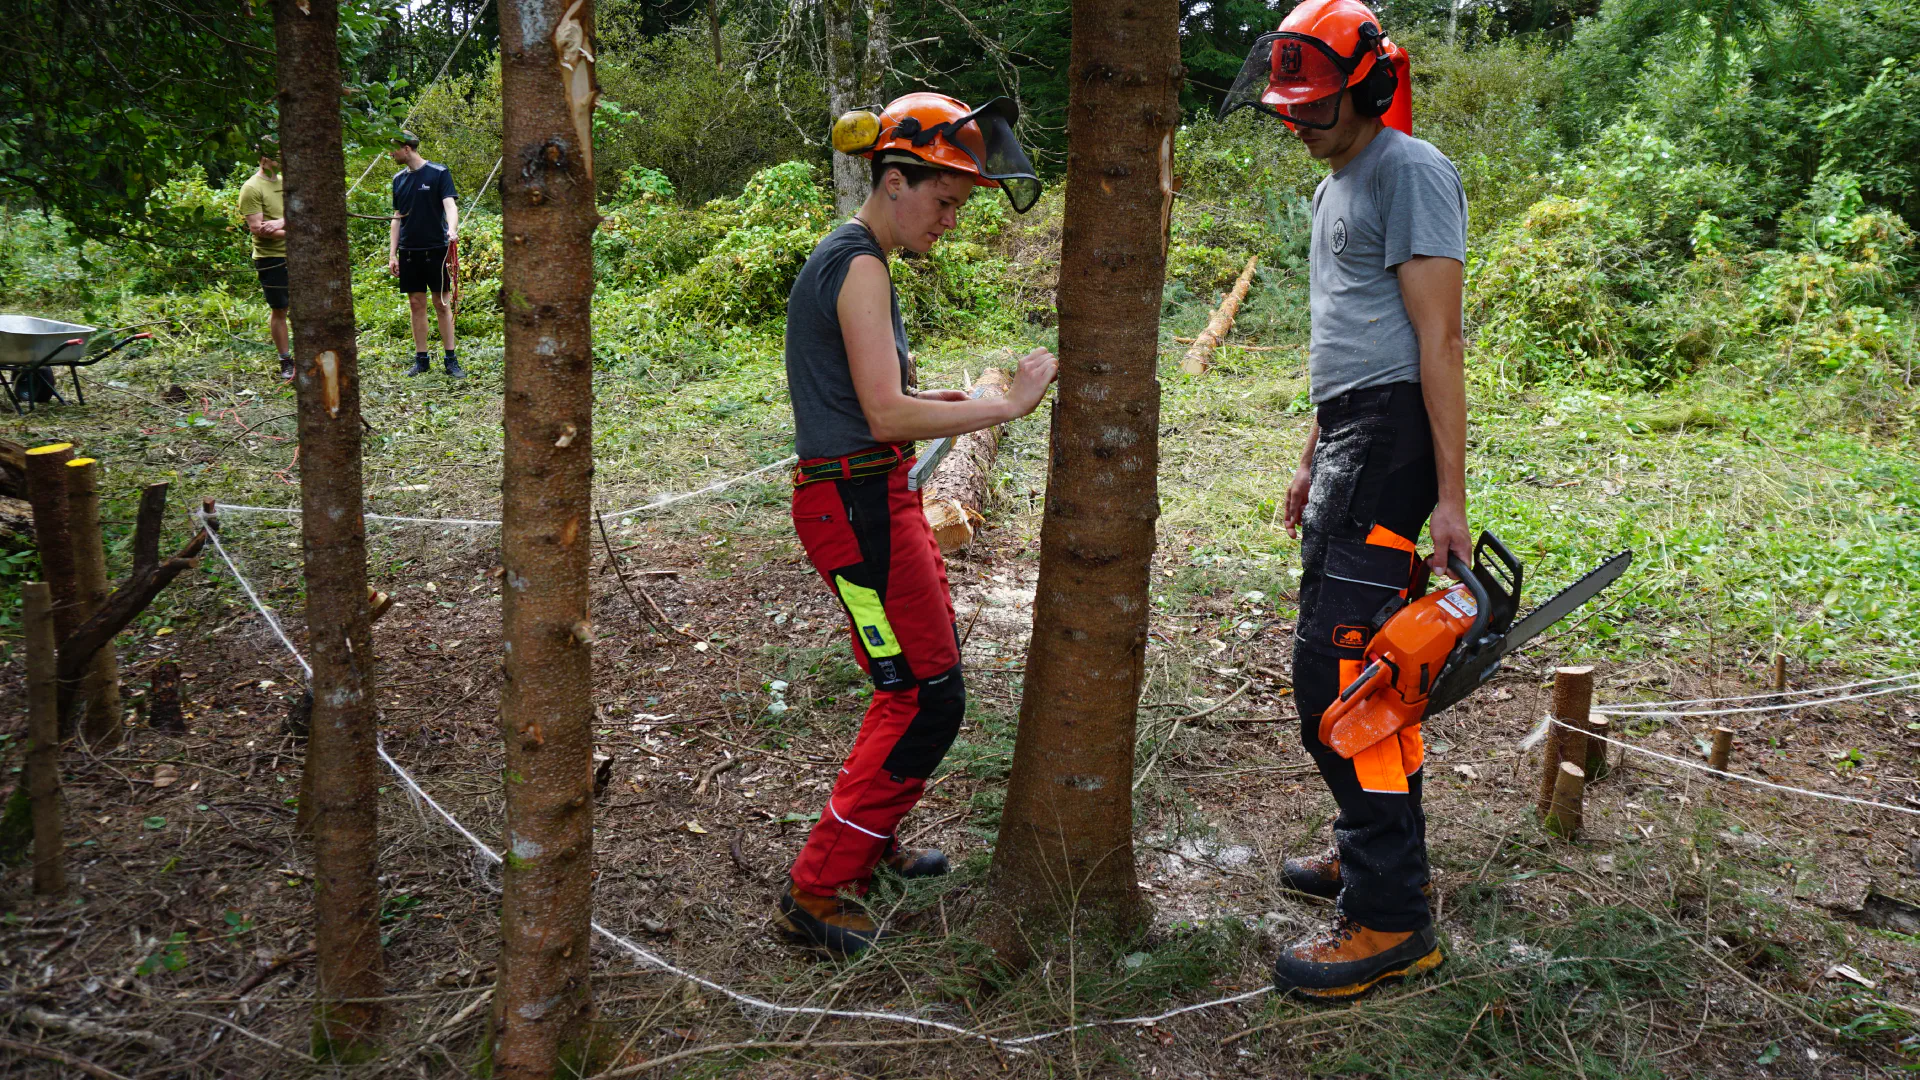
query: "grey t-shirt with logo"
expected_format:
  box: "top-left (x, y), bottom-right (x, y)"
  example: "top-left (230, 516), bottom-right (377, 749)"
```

top-left (1307, 126), bottom-right (1467, 403)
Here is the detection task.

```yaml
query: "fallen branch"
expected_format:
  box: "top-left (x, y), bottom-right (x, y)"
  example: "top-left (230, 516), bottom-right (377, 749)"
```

top-left (22, 1005), bottom-right (175, 1054)
top-left (0, 1035), bottom-right (132, 1080)
top-left (57, 531), bottom-right (206, 687)
top-left (1180, 255), bottom-right (1259, 375)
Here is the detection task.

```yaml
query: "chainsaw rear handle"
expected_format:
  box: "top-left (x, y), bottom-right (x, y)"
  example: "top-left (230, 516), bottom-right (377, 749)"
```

top-left (1448, 555), bottom-right (1491, 647)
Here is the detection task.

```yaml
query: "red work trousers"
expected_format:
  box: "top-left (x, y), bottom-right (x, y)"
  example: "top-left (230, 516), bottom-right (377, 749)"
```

top-left (788, 458), bottom-right (965, 897)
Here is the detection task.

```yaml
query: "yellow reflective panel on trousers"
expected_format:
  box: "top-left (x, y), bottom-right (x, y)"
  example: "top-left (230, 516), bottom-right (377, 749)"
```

top-left (834, 575), bottom-right (904, 658)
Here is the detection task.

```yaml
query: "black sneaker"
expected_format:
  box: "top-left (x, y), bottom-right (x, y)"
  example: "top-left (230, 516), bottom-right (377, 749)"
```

top-left (443, 355), bottom-right (465, 379)
top-left (773, 884), bottom-right (882, 959)
top-left (279, 355), bottom-right (297, 381)
top-left (406, 353), bottom-right (431, 376)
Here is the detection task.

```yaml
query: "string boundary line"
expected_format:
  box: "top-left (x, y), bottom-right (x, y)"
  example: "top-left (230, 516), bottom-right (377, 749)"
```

top-left (195, 511), bottom-right (311, 678)
top-left (1593, 677), bottom-right (1920, 719)
top-left (203, 519), bottom-right (1271, 1053)
top-left (1596, 671), bottom-right (1920, 712)
top-left (213, 456), bottom-right (797, 528)
top-left (1549, 718), bottom-right (1920, 818)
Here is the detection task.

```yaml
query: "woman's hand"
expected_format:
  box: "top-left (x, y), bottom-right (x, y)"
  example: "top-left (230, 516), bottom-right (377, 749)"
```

top-left (1006, 347), bottom-right (1059, 416)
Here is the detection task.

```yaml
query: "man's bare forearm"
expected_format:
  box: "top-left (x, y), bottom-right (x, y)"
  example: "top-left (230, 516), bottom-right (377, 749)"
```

top-left (1419, 344), bottom-right (1466, 506)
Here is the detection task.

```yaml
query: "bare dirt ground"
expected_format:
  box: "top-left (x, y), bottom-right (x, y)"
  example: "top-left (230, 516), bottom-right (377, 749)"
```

top-left (4, 483), bottom-right (1920, 1077)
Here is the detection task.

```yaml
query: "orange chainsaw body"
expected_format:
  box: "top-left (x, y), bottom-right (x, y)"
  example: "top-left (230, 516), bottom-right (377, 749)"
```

top-left (1317, 581), bottom-right (1482, 758)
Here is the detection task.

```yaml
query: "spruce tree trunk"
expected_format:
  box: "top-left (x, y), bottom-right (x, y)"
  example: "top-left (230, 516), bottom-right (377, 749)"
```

top-left (271, 0), bottom-right (384, 1059)
top-left (494, 0), bottom-right (600, 1073)
top-left (986, 0), bottom-right (1180, 936)
top-left (823, 0), bottom-right (865, 215)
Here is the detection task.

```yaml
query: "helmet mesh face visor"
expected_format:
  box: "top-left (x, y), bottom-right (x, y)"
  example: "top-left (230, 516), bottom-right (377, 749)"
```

top-left (946, 102), bottom-right (1042, 213)
top-left (1219, 31), bottom-right (1359, 129)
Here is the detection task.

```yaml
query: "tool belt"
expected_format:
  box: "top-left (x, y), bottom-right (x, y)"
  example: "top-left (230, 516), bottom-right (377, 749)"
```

top-left (792, 442), bottom-right (915, 488)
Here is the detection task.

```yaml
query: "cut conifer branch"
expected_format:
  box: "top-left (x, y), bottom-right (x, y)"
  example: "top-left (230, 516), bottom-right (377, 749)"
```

top-left (1180, 255), bottom-right (1258, 375)
top-left (921, 365), bottom-right (1013, 552)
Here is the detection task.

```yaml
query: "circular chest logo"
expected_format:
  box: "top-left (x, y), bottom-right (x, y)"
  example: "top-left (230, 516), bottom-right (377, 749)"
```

top-left (1330, 217), bottom-right (1348, 255)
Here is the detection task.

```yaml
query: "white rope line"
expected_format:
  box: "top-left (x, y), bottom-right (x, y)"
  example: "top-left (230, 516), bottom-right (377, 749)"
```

top-left (1550, 718), bottom-right (1920, 818)
top-left (212, 456), bottom-right (798, 529)
top-left (1593, 677), bottom-right (1920, 719)
top-left (346, 0), bottom-right (496, 199)
top-left (194, 512), bottom-right (311, 679)
top-left (462, 155), bottom-right (504, 221)
top-left (204, 519), bottom-right (1269, 1052)
top-left (1597, 671), bottom-right (1920, 712)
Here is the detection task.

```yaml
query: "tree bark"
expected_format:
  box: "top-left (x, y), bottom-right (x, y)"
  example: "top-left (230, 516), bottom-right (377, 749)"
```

top-left (921, 366), bottom-right (1012, 552)
top-left (271, 0), bottom-right (384, 1060)
top-left (707, 0), bottom-right (723, 66)
top-left (62, 458), bottom-right (123, 748)
top-left (0, 438), bottom-right (29, 500)
top-left (22, 443), bottom-right (79, 737)
top-left (24, 583), bottom-right (64, 896)
top-left (823, 0), bottom-right (865, 215)
top-left (1180, 256), bottom-right (1258, 375)
top-left (494, 0), bottom-right (600, 1073)
top-left (986, 0), bottom-right (1179, 937)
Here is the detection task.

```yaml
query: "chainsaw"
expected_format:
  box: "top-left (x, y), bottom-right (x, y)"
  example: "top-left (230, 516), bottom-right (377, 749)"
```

top-left (1317, 531), bottom-right (1632, 759)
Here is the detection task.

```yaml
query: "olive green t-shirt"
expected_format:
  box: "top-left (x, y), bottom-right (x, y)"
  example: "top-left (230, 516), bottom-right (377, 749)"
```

top-left (237, 169), bottom-right (286, 259)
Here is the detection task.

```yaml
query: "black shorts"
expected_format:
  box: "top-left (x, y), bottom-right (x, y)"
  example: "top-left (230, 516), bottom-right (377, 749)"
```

top-left (397, 247), bottom-right (451, 295)
top-left (254, 257), bottom-right (289, 310)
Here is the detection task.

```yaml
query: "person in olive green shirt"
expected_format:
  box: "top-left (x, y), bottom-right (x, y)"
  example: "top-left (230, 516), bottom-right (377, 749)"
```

top-left (237, 138), bottom-right (294, 380)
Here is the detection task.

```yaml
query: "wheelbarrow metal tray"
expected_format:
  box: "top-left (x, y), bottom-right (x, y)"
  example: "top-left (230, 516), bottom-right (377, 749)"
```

top-left (0, 315), bottom-right (96, 367)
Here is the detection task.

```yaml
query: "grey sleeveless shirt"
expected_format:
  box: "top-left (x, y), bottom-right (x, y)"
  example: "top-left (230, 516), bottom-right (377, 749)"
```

top-left (785, 221), bottom-right (912, 460)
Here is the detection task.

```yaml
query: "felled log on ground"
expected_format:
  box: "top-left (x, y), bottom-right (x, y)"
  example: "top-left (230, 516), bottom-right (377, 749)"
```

top-left (922, 366), bottom-right (1014, 553)
top-left (1180, 255), bottom-right (1259, 375)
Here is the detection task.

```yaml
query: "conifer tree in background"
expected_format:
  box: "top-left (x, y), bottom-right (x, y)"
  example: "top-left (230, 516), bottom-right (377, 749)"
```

top-left (270, 0), bottom-right (385, 1059)
top-left (987, 0), bottom-right (1181, 936)
top-left (823, 0), bottom-right (890, 214)
top-left (493, 0), bottom-right (601, 1073)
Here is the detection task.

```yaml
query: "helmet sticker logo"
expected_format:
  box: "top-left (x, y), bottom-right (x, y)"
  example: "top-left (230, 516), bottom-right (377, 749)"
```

top-left (1279, 41), bottom-right (1303, 76)
top-left (1331, 217), bottom-right (1348, 255)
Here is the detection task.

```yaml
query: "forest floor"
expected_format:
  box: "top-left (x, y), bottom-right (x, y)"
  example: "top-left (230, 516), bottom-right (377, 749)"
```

top-left (2, 284), bottom-right (1920, 1078)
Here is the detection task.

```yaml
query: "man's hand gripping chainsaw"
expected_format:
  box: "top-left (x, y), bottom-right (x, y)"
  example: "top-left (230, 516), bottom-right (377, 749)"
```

top-left (1318, 532), bottom-right (1633, 759)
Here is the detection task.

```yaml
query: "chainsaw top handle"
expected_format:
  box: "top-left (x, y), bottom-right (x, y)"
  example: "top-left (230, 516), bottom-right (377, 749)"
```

top-left (1448, 555), bottom-right (1492, 646)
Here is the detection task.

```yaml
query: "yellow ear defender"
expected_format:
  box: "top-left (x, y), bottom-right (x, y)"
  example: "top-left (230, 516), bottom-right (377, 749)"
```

top-left (831, 110), bottom-right (883, 155)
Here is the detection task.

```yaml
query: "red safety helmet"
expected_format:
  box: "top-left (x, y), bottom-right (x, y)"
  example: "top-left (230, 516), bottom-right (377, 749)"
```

top-left (830, 92), bottom-right (1043, 213)
top-left (1217, 0), bottom-right (1412, 136)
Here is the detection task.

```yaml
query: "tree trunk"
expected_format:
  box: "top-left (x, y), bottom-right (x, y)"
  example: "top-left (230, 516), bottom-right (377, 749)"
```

top-left (24, 583), bottom-right (64, 896)
top-left (708, 0), bottom-right (723, 66)
top-left (494, 0), bottom-right (600, 1074)
top-left (921, 366), bottom-right (1012, 552)
top-left (63, 457), bottom-right (123, 748)
top-left (22, 443), bottom-right (79, 738)
top-left (271, 0), bottom-right (384, 1061)
top-left (1180, 256), bottom-right (1258, 375)
top-left (861, 0), bottom-right (890, 103)
top-left (986, 0), bottom-right (1179, 937)
top-left (823, 0), bottom-right (865, 215)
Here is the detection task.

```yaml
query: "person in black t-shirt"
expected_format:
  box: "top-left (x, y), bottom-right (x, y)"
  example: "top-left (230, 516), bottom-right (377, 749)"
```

top-left (386, 132), bottom-right (464, 379)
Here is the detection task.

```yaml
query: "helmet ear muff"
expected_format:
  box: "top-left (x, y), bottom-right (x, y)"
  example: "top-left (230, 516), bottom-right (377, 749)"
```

top-left (1350, 52), bottom-right (1398, 119)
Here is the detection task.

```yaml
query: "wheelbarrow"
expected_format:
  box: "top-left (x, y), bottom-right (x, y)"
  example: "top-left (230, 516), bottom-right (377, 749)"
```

top-left (0, 315), bottom-right (154, 414)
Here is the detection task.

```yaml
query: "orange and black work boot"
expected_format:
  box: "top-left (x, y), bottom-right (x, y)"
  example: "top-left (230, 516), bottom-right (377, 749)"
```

top-left (1280, 847), bottom-right (1342, 899)
top-left (773, 884), bottom-right (882, 959)
top-left (883, 844), bottom-right (949, 879)
top-left (1270, 913), bottom-right (1442, 1001)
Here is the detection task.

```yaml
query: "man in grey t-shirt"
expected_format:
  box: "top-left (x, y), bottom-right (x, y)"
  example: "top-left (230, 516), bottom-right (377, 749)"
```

top-left (1221, 0), bottom-right (1467, 1001)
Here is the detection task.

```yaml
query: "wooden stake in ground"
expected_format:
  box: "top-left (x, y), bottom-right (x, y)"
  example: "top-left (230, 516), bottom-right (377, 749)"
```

top-left (1583, 715), bottom-right (1611, 781)
top-left (23, 443), bottom-right (79, 736)
top-left (494, 0), bottom-right (601, 1071)
top-left (1179, 255), bottom-right (1258, 375)
top-left (1708, 726), bottom-right (1734, 773)
top-left (988, 0), bottom-right (1180, 941)
top-left (63, 457), bottom-right (123, 748)
top-left (24, 583), bottom-right (63, 895)
top-left (1546, 761), bottom-right (1586, 840)
top-left (271, 0), bottom-right (384, 1058)
top-left (1537, 665), bottom-right (1594, 821)
top-left (921, 366), bottom-right (1013, 552)
top-left (1773, 653), bottom-right (1787, 693)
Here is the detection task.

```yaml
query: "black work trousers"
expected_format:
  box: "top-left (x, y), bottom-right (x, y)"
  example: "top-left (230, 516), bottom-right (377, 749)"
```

top-left (1294, 381), bottom-right (1438, 932)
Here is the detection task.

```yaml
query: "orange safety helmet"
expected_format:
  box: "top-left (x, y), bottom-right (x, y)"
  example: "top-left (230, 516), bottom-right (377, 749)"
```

top-left (1217, 0), bottom-right (1412, 136)
top-left (831, 92), bottom-right (1043, 213)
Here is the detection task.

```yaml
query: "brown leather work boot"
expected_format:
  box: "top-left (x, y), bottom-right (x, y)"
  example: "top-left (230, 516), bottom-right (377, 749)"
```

top-left (773, 884), bottom-right (882, 959)
top-left (1270, 913), bottom-right (1442, 1001)
top-left (1280, 846), bottom-right (1342, 899)
top-left (882, 844), bottom-right (949, 879)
